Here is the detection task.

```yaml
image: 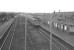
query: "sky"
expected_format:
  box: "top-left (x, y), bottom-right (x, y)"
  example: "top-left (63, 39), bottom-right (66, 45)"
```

top-left (0, 0), bottom-right (74, 13)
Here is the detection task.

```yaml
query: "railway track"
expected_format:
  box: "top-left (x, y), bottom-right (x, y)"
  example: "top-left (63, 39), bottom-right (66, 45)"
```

top-left (40, 28), bottom-right (68, 50)
top-left (9, 16), bottom-right (26, 50)
top-left (0, 16), bottom-right (26, 50)
top-left (32, 23), bottom-right (69, 50)
top-left (27, 21), bottom-right (50, 50)
top-left (1, 19), bottom-right (16, 50)
top-left (0, 15), bottom-right (73, 50)
top-left (27, 18), bottom-right (69, 50)
top-left (52, 34), bottom-right (74, 50)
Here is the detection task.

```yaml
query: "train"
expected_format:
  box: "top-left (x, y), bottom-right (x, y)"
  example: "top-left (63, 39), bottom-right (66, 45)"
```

top-left (27, 16), bottom-right (41, 26)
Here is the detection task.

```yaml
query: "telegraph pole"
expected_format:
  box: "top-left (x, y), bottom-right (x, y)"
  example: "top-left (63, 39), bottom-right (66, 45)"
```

top-left (25, 17), bottom-right (27, 50)
top-left (50, 24), bottom-right (52, 50)
top-left (49, 13), bottom-right (53, 50)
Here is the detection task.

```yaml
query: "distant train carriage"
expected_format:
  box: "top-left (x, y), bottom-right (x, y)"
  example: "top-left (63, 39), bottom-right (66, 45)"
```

top-left (28, 17), bottom-right (41, 26)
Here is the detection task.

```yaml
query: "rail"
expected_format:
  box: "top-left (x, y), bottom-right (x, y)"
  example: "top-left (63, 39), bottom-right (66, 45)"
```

top-left (27, 19), bottom-right (74, 50)
top-left (40, 25), bottom-right (74, 50)
top-left (0, 20), bottom-right (14, 48)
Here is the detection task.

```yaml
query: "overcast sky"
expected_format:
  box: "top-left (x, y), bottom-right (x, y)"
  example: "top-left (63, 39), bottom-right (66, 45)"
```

top-left (0, 0), bottom-right (74, 13)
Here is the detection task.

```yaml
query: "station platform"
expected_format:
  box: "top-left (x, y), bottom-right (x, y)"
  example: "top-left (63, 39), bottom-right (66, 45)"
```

top-left (41, 22), bottom-right (74, 47)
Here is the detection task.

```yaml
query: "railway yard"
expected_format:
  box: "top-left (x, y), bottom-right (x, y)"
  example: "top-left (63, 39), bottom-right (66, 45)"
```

top-left (0, 12), bottom-right (74, 50)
